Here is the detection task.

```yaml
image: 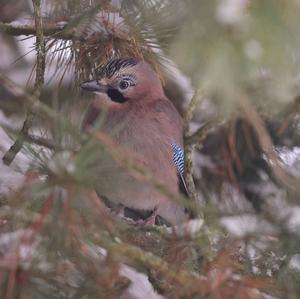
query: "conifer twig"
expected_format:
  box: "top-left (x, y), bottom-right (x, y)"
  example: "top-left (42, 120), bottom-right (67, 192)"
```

top-left (183, 88), bottom-right (223, 210)
top-left (0, 21), bottom-right (66, 38)
top-left (2, 0), bottom-right (45, 166)
top-left (183, 89), bottom-right (203, 204)
top-left (185, 116), bottom-right (223, 147)
top-left (0, 12), bottom-right (128, 41)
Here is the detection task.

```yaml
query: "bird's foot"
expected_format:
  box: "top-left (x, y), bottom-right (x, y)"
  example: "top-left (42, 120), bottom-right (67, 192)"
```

top-left (135, 209), bottom-right (157, 226)
top-left (110, 204), bottom-right (125, 217)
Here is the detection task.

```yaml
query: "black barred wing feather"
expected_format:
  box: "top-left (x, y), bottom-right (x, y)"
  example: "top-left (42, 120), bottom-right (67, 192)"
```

top-left (171, 143), bottom-right (188, 196)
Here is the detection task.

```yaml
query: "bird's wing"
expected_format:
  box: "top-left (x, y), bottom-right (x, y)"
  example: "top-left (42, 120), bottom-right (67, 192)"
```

top-left (171, 143), bottom-right (189, 196)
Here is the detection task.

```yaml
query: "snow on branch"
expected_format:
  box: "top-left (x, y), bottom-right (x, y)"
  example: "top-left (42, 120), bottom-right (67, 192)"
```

top-left (0, 11), bottom-right (129, 41)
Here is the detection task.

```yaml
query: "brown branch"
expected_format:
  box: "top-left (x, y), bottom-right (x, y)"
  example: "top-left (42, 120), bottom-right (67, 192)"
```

top-left (32, 1), bottom-right (46, 95)
top-left (0, 11), bottom-right (129, 41)
top-left (2, 117), bottom-right (33, 165)
top-left (0, 21), bottom-right (67, 38)
top-left (2, 0), bottom-right (45, 166)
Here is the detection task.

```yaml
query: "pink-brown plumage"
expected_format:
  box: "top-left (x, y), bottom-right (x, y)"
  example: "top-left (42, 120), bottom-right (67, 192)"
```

top-left (81, 58), bottom-right (186, 225)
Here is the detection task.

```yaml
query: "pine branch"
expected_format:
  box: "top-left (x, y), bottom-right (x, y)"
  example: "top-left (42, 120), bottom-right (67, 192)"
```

top-left (183, 89), bottom-right (203, 205)
top-left (2, 0), bottom-right (45, 166)
top-left (185, 117), bottom-right (223, 147)
top-left (0, 14), bottom-right (128, 41)
top-left (0, 21), bottom-right (67, 38)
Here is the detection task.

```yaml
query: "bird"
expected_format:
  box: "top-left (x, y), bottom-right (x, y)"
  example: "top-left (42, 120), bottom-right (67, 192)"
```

top-left (80, 57), bottom-right (188, 225)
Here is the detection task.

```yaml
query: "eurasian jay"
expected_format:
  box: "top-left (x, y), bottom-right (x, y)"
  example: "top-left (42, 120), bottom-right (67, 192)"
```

top-left (80, 58), bottom-right (187, 225)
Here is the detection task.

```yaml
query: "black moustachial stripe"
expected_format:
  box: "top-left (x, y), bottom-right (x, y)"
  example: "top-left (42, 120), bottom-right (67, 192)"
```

top-left (107, 87), bottom-right (128, 103)
top-left (98, 58), bottom-right (139, 79)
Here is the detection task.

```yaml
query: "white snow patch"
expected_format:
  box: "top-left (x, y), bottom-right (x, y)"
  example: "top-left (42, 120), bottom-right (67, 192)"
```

top-left (119, 264), bottom-right (165, 299)
top-left (277, 146), bottom-right (300, 178)
top-left (169, 218), bottom-right (204, 237)
top-left (287, 207), bottom-right (300, 233)
top-left (262, 292), bottom-right (280, 299)
top-left (288, 254), bottom-right (300, 271)
top-left (220, 214), bottom-right (275, 237)
top-left (85, 244), bottom-right (164, 299)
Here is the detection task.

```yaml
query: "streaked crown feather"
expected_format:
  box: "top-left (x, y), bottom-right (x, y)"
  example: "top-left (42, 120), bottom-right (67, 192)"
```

top-left (97, 57), bottom-right (139, 79)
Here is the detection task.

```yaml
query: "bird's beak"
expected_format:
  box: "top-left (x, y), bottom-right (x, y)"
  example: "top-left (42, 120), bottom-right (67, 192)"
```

top-left (80, 80), bottom-right (108, 93)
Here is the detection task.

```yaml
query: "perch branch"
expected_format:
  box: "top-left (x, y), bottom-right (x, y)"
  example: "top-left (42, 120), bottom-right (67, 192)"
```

top-left (2, 0), bottom-right (45, 166)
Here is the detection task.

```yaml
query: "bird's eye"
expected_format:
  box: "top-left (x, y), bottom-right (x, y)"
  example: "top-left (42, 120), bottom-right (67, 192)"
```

top-left (118, 80), bottom-right (130, 91)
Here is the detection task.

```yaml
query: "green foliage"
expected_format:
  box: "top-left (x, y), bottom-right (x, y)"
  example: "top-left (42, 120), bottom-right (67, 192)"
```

top-left (171, 0), bottom-right (300, 113)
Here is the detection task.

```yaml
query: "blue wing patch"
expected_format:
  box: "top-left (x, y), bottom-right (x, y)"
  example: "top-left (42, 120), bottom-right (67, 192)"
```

top-left (171, 143), bottom-right (188, 196)
top-left (171, 143), bottom-right (185, 175)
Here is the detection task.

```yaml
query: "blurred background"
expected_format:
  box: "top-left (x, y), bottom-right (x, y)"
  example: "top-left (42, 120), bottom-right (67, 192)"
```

top-left (0, 0), bottom-right (300, 298)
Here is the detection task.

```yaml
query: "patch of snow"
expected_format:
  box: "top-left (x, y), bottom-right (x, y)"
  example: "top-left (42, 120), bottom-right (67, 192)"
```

top-left (210, 183), bottom-right (253, 213)
top-left (220, 214), bottom-right (275, 237)
top-left (262, 292), bottom-right (280, 299)
top-left (169, 218), bottom-right (204, 237)
top-left (277, 146), bottom-right (300, 178)
top-left (286, 207), bottom-right (300, 233)
top-left (288, 254), bottom-right (300, 271)
top-left (85, 244), bottom-right (164, 299)
top-left (119, 264), bottom-right (165, 299)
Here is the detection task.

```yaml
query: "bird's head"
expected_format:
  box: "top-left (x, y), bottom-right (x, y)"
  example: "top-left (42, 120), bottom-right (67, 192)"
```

top-left (80, 58), bottom-right (164, 103)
